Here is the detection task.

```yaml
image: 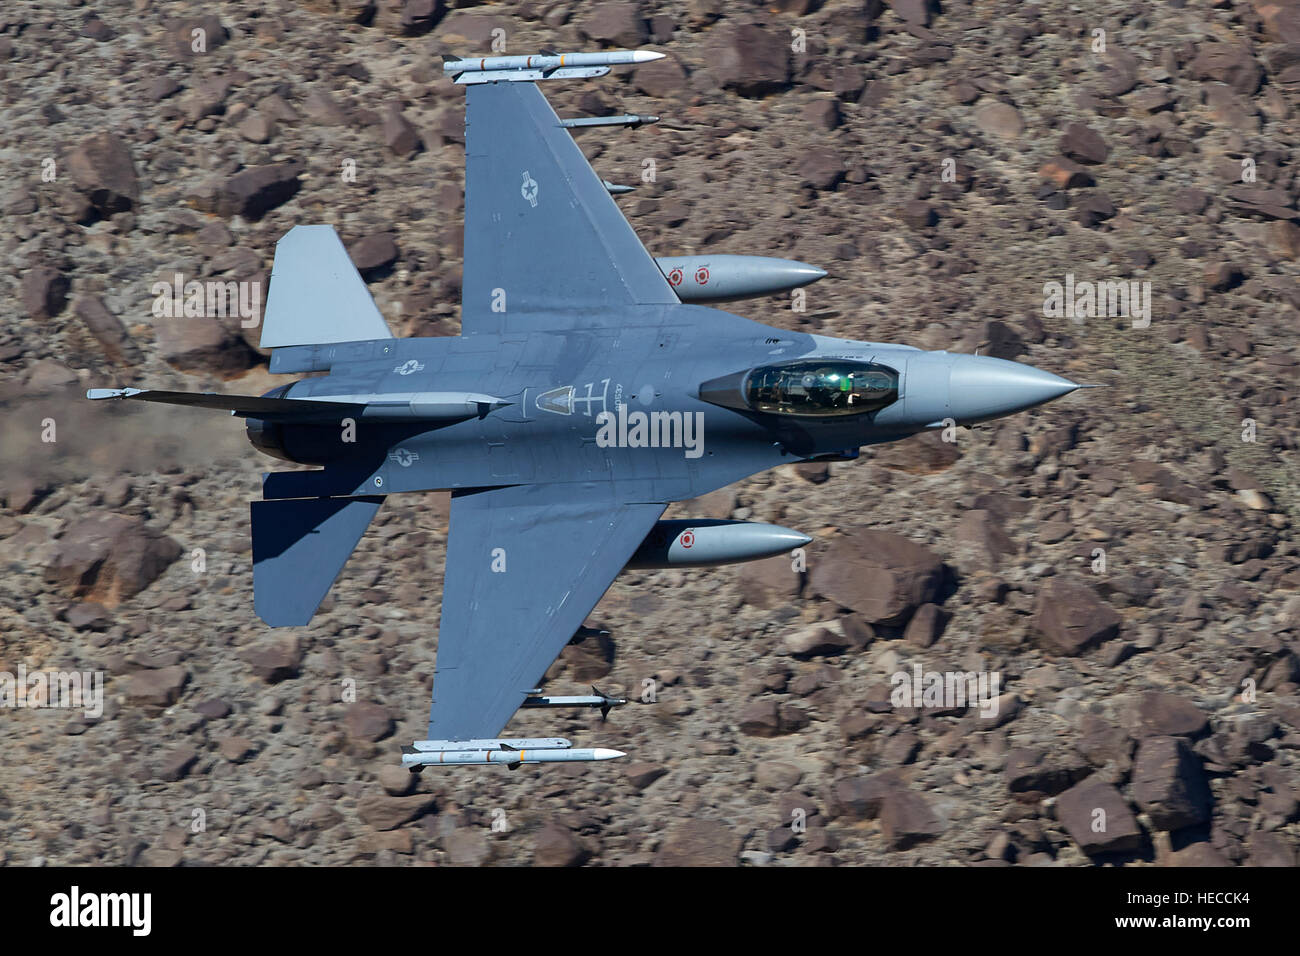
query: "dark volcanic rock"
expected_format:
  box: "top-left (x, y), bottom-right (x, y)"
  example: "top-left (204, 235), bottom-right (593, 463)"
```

top-left (654, 819), bottom-right (740, 866)
top-left (879, 789), bottom-right (945, 849)
top-left (240, 636), bottom-right (303, 683)
top-left (809, 529), bottom-right (946, 625)
top-left (1005, 748), bottom-right (1092, 799)
top-left (1132, 736), bottom-right (1213, 831)
top-left (1032, 578), bottom-right (1121, 655)
top-left (66, 131), bottom-right (139, 214)
top-left (1135, 692), bottom-right (1209, 739)
top-left (349, 233), bottom-right (400, 277)
top-left (21, 266), bottom-right (70, 321)
top-left (344, 702), bottom-right (395, 743)
top-left (44, 514), bottom-right (181, 606)
top-left (74, 296), bottom-right (140, 365)
top-left (1055, 779), bottom-right (1143, 854)
top-left (533, 820), bottom-right (590, 867)
top-left (1058, 122), bottom-right (1110, 165)
top-left (192, 163), bottom-right (302, 219)
top-left (710, 24), bottom-right (791, 97)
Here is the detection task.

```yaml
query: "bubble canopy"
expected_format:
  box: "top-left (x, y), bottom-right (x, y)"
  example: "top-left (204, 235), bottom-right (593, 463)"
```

top-left (699, 359), bottom-right (901, 417)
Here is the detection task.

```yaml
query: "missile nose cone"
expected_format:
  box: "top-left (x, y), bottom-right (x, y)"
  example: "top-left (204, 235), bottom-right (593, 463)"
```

top-left (631, 50), bottom-right (666, 63)
top-left (948, 355), bottom-right (1081, 424)
top-left (592, 749), bottom-right (627, 760)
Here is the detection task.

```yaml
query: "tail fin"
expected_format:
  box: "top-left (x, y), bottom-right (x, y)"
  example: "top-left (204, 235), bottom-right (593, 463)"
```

top-left (251, 495), bottom-right (384, 626)
top-left (260, 225), bottom-right (393, 348)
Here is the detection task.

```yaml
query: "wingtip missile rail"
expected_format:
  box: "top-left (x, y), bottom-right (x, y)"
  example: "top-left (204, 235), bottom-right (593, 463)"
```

top-left (444, 49), bottom-right (664, 84)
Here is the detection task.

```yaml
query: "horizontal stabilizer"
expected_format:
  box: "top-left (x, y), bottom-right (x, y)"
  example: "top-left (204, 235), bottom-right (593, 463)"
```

top-left (261, 225), bottom-right (393, 349)
top-left (252, 496), bottom-right (384, 626)
top-left (87, 387), bottom-right (358, 418)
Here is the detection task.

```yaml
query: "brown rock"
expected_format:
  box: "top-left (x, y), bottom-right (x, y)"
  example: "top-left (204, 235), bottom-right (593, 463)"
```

top-left (240, 636), bottom-right (303, 682)
top-left (625, 762), bottom-right (668, 791)
top-left (1005, 747), bottom-right (1092, 799)
top-left (799, 148), bottom-right (845, 191)
top-left (955, 509), bottom-right (1015, 568)
top-left (903, 602), bottom-right (949, 648)
top-left (830, 770), bottom-right (905, 821)
top-left (345, 702), bottom-right (395, 743)
top-left (972, 99), bottom-right (1024, 140)
top-left (1038, 157), bottom-right (1094, 190)
top-left (653, 819), bottom-right (740, 866)
top-left (1135, 692), bottom-right (1209, 739)
top-left (74, 296), bottom-right (140, 365)
top-left (889, 0), bottom-right (935, 26)
top-left (739, 698), bottom-right (783, 737)
top-left (65, 131), bottom-right (139, 214)
top-left (219, 737), bottom-right (258, 763)
top-left (534, 821), bottom-right (590, 866)
top-left (357, 793), bottom-right (436, 830)
top-left (192, 163), bottom-right (302, 220)
top-left (157, 316), bottom-right (252, 374)
top-left (581, 2), bottom-right (648, 48)
top-left (633, 55), bottom-right (688, 98)
top-left (1055, 779), bottom-right (1142, 854)
top-left (22, 266), bottom-right (69, 320)
top-left (1189, 44), bottom-right (1263, 96)
top-left (809, 529), bottom-right (946, 625)
top-left (157, 745), bottom-right (199, 782)
top-left (44, 514), bottom-right (181, 606)
top-left (1032, 578), bottom-right (1121, 655)
top-left (710, 24), bottom-right (791, 97)
top-left (349, 233), bottom-right (400, 277)
top-left (879, 790), bottom-right (944, 849)
top-left (126, 666), bottom-right (189, 709)
top-left (1058, 122), bottom-right (1110, 165)
top-left (399, 0), bottom-right (445, 35)
top-left (382, 106), bottom-right (421, 158)
top-left (1132, 736), bottom-right (1212, 830)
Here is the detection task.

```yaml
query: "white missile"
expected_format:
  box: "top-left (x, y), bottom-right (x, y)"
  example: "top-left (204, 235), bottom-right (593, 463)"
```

top-left (444, 50), bottom-right (664, 84)
top-left (401, 747), bottom-right (626, 768)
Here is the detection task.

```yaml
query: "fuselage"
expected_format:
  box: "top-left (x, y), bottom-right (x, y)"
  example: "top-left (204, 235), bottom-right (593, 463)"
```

top-left (249, 303), bottom-right (1079, 503)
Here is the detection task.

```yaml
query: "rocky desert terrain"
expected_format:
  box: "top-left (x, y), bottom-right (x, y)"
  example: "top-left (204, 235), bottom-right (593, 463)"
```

top-left (0, 0), bottom-right (1297, 866)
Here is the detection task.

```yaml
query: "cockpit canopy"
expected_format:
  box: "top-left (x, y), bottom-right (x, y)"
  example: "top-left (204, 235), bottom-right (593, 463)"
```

top-left (699, 358), bottom-right (900, 418)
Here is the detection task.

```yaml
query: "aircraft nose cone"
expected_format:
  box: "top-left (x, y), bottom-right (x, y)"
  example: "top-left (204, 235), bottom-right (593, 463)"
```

top-left (948, 355), bottom-right (1079, 424)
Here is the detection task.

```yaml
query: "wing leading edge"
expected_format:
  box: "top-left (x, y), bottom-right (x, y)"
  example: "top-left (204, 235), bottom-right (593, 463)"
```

top-left (460, 80), bottom-right (677, 332)
top-left (428, 484), bottom-right (665, 741)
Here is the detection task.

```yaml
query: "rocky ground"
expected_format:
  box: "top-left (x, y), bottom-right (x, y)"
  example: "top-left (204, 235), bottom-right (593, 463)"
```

top-left (1, 0), bottom-right (1298, 866)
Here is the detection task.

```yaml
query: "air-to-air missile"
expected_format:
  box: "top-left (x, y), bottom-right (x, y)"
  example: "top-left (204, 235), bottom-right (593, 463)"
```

top-left (654, 254), bottom-right (828, 302)
top-left (401, 737), bottom-right (624, 770)
top-left (444, 49), bottom-right (665, 84)
top-left (627, 519), bottom-right (812, 569)
top-left (522, 686), bottom-right (628, 718)
top-left (560, 114), bottom-right (660, 129)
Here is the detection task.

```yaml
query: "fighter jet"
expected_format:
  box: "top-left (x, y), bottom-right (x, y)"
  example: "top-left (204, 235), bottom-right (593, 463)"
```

top-left (88, 49), bottom-right (1088, 770)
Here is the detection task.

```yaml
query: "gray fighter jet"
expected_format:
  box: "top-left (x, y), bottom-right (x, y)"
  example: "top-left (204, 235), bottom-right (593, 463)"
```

top-left (89, 50), bottom-right (1087, 769)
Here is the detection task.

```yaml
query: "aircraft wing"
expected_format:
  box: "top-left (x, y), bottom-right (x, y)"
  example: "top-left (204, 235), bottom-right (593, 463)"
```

top-left (459, 80), bottom-right (678, 333)
top-left (428, 484), bottom-right (665, 741)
